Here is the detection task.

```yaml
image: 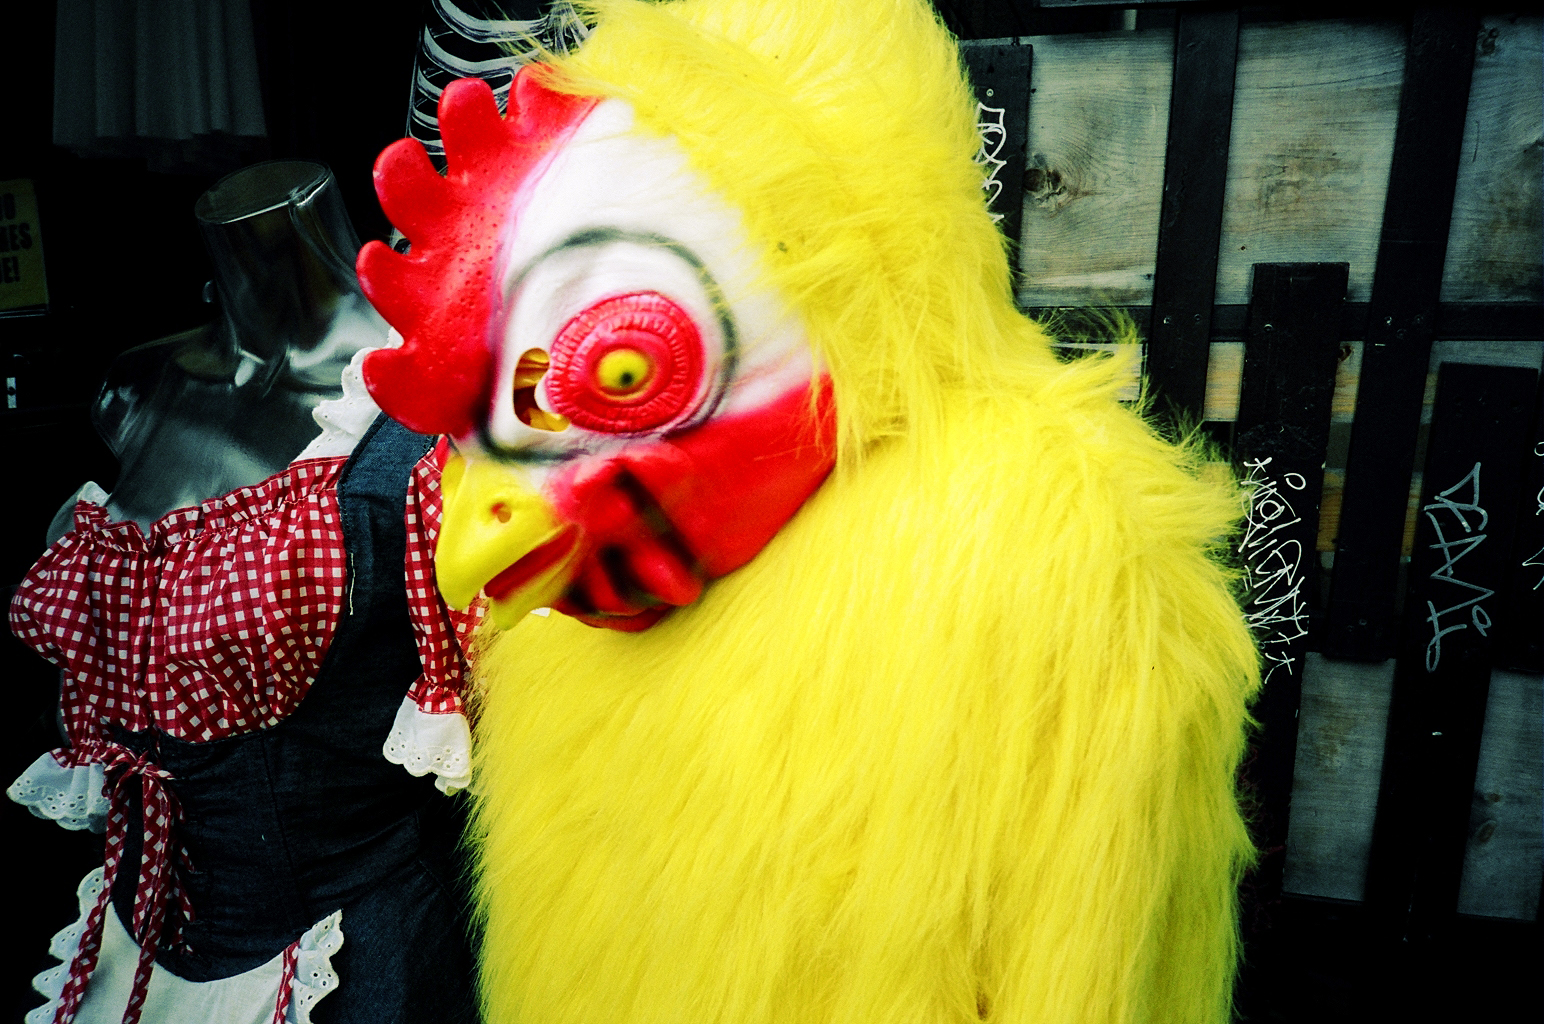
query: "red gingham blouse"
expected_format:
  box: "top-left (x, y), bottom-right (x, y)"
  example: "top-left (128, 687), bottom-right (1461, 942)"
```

top-left (10, 442), bottom-right (481, 772)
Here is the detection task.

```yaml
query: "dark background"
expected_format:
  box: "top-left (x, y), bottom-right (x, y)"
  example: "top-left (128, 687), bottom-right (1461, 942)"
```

top-left (2, 2), bottom-right (1538, 1022)
top-left (1, 2), bottom-right (422, 1019)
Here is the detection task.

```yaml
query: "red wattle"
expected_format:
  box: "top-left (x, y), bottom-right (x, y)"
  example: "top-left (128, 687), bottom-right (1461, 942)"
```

top-left (548, 379), bottom-right (836, 630)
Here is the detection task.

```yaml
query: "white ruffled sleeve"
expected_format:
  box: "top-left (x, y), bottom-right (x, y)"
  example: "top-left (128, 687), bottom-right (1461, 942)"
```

top-left (382, 696), bottom-right (473, 794)
top-left (8, 750), bottom-right (107, 832)
top-left (391, 438), bottom-right (482, 794)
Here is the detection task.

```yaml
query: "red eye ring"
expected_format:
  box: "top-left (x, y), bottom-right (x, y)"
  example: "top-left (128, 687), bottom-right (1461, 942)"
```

top-left (545, 291), bottom-right (706, 434)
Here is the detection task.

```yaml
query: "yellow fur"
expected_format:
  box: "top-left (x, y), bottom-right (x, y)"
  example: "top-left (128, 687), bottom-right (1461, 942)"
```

top-left (537, 0), bottom-right (1053, 464)
top-left (470, 2), bottom-right (1260, 1022)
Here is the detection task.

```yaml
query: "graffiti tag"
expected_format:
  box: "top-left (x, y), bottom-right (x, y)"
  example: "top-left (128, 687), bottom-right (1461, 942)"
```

top-left (973, 101), bottom-right (1007, 224)
top-left (1522, 442), bottom-right (1543, 591)
top-left (1421, 462), bottom-right (1494, 672)
top-left (1239, 458), bottom-right (1311, 684)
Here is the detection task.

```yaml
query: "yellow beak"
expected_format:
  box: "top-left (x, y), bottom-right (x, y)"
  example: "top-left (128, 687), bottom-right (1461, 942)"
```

top-left (436, 454), bottom-right (579, 629)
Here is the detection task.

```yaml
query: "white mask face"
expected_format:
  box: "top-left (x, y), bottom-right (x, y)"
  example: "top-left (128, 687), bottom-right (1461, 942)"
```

top-left (476, 99), bottom-right (815, 482)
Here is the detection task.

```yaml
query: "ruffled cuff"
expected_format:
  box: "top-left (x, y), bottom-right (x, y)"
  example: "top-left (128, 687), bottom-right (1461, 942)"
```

top-left (8, 750), bottom-right (107, 832)
top-left (382, 696), bottom-right (473, 794)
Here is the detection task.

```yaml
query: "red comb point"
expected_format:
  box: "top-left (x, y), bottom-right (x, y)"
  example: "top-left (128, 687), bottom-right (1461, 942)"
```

top-left (358, 69), bottom-right (599, 437)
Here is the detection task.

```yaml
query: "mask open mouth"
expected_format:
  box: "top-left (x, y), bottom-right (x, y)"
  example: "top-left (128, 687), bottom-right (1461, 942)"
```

top-left (485, 528), bottom-right (580, 603)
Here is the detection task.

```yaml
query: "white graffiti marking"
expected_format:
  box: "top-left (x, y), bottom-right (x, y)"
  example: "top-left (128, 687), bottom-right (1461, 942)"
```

top-left (1522, 441), bottom-right (1543, 591)
top-left (973, 101), bottom-right (1007, 224)
top-left (1239, 458), bottom-right (1310, 684)
top-left (1421, 462), bottom-right (1494, 672)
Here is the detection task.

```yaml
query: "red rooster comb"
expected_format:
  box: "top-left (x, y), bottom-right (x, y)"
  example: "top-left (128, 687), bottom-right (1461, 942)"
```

top-left (357, 70), bottom-right (599, 436)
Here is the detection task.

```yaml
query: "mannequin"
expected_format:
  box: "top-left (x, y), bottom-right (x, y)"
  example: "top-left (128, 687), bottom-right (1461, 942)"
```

top-left (88, 161), bottom-right (386, 531)
top-left (11, 161), bottom-right (480, 1024)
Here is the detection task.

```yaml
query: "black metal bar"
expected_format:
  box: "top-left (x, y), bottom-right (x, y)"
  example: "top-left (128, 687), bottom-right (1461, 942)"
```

top-left (1363, 363), bottom-right (1537, 1010)
top-left (1432, 302), bottom-right (1544, 342)
top-left (960, 41), bottom-right (1032, 266)
top-left (1232, 263), bottom-right (1348, 911)
top-left (1027, 303), bottom-right (1544, 343)
top-left (1321, 8), bottom-right (1482, 661)
top-left (1039, 0), bottom-right (1204, 7)
top-left (1145, 7), bottom-right (1239, 424)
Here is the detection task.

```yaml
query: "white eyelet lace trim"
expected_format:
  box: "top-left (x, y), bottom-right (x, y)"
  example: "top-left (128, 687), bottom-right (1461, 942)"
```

top-left (289, 910), bottom-right (344, 1023)
top-left (27, 868), bottom-right (107, 1022)
top-left (28, 869), bottom-right (344, 1024)
top-left (8, 751), bottom-right (107, 833)
top-left (294, 345), bottom-right (384, 461)
top-left (382, 696), bottom-right (473, 794)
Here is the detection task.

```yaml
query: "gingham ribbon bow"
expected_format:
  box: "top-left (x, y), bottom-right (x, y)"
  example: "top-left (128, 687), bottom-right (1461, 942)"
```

top-left (52, 744), bottom-right (194, 1024)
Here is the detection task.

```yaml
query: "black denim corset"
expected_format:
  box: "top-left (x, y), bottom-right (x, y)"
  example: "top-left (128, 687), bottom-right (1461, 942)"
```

top-left (107, 416), bottom-right (478, 1023)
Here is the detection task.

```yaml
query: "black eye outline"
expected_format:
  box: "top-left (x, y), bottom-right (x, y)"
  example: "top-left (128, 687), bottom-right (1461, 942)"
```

top-left (480, 227), bottom-right (740, 465)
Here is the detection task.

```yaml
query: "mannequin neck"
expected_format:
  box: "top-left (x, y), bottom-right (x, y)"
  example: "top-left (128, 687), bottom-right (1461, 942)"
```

top-left (196, 161), bottom-right (372, 389)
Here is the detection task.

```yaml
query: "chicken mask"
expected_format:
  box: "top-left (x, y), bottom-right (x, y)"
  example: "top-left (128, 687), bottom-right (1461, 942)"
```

top-left (357, 71), bottom-right (835, 631)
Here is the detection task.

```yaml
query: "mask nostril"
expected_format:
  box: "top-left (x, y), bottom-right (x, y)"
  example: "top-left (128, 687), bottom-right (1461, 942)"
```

top-left (491, 502), bottom-right (512, 523)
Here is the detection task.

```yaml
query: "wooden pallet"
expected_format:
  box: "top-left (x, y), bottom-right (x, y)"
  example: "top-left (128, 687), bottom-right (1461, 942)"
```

top-left (959, 4), bottom-right (1541, 1017)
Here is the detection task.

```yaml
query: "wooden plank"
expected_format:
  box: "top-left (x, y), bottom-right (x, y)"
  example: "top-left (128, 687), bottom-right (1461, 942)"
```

top-left (1215, 20), bottom-right (1406, 306)
top-left (1323, 9), bottom-right (1482, 662)
top-left (1283, 654), bottom-right (1397, 902)
top-left (1441, 16), bottom-right (1544, 304)
top-left (1434, 301), bottom-right (1544, 341)
top-left (1235, 263), bottom-right (1346, 575)
top-left (1316, 470), bottom-right (1345, 553)
top-left (1456, 669), bottom-right (1544, 921)
top-left (1329, 338), bottom-right (1362, 422)
top-left (1034, 303), bottom-right (1543, 342)
top-left (1018, 20), bottom-right (1541, 315)
top-left (1146, 7), bottom-right (1239, 422)
top-left (1233, 263), bottom-right (1348, 904)
top-left (1015, 29), bottom-right (1172, 307)
top-left (1235, 264), bottom-right (1347, 447)
top-left (1365, 362), bottom-right (1538, 945)
top-left (1202, 341), bottom-right (1241, 421)
top-left (1421, 341), bottom-right (1544, 407)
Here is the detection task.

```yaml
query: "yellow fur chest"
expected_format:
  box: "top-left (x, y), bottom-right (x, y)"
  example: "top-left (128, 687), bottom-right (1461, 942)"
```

top-left (469, 402), bottom-right (1257, 1024)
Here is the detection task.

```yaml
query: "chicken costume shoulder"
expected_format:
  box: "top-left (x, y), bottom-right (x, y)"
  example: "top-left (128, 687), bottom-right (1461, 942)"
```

top-left (356, 2), bottom-right (1261, 1022)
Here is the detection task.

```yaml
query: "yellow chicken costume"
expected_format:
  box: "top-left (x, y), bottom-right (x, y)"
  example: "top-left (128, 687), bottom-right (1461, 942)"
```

top-left (355, 2), bottom-right (1261, 1022)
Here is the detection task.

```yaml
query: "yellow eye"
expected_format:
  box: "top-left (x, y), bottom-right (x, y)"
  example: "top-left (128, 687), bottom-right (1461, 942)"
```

top-left (594, 348), bottom-right (654, 395)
